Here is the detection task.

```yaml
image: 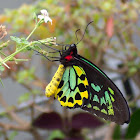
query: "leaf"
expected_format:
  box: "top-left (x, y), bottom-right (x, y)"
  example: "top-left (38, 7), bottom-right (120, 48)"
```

top-left (18, 92), bottom-right (30, 103)
top-left (125, 109), bottom-right (140, 139)
top-left (32, 112), bottom-right (63, 130)
top-left (9, 131), bottom-right (18, 140)
top-left (10, 36), bottom-right (29, 50)
top-left (128, 67), bottom-right (137, 76)
top-left (10, 36), bottom-right (21, 44)
top-left (33, 12), bottom-right (37, 24)
top-left (65, 138), bottom-right (84, 140)
top-left (71, 112), bottom-right (104, 129)
top-left (0, 78), bottom-right (4, 87)
top-left (112, 125), bottom-right (121, 139)
top-left (16, 68), bottom-right (35, 83)
top-left (0, 65), bottom-right (5, 71)
top-left (48, 130), bottom-right (65, 140)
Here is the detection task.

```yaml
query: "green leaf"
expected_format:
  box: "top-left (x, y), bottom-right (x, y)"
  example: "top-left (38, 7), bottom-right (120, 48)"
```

top-left (10, 36), bottom-right (29, 51)
top-left (125, 109), bottom-right (140, 139)
top-left (10, 36), bottom-right (21, 44)
top-left (32, 89), bottom-right (41, 95)
top-left (112, 125), bottom-right (121, 139)
top-left (0, 65), bottom-right (5, 71)
top-left (9, 131), bottom-right (18, 140)
top-left (0, 78), bottom-right (4, 87)
top-left (33, 12), bottom-right (37, 24)
top-left (18, 92), bottom-right (30, 103)
top-left (16, 68), bottom-right (35, 84)
top-left (128, 67), bottom-right (137, 76)
top-left (48, 130), bottom-right (65, 140)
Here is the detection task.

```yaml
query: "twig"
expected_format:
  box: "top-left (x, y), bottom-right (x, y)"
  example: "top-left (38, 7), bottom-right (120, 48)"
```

top-left (103, 66), bottom-right (128, 74)
top-left (0, 93), bottom-right (29, 126)
top-left (129, 94), bottom-right (140, 107)
top-left (30, 128), bottom-right (44, 140)
top-left (0, 96), bottom-right (49, 117)
top-left (0, 122), bottom-right (30, 131)
top-left (104, 123), bottom-right (116, 140)
top-left (106, 53), bottom-right (125, 62)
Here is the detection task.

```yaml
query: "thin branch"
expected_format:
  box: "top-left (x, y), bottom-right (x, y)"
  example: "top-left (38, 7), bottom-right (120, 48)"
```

top-left (0, 96), bottom-right (49, 117)
top-left (104, 123), bottom-right (116, 140)
top-left (129, 94), bottom-right (140, 107)
top-left (0, 93), bottom-right (29, 126)
top-left (0, 122), bottom-right (30, 131)
top-left (103, 66), bottom-right (128, 74)
top-left (106, 53), bottom-right (125, 62)
top-left (30, 128), bottom-right (44, 140)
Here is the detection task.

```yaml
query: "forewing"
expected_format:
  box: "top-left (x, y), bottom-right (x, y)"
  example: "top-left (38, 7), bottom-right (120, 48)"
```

top-left (76, 55), bottom-right (130, 125)
top-left (55, 65), bottom-right (90, 108)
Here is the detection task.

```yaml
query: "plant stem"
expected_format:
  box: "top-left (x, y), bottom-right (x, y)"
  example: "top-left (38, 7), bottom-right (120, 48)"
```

top-left (26, 20), bottom-right (42, 40)
top-left (0, 20), bottom-right (42, 64)
top-left (1, 43), bottom-right (31, 63)
top-left (0, 51), bottom-right (7, 57)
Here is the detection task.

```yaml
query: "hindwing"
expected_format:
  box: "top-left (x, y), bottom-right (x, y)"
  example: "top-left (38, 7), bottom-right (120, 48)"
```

top-left (55, 65), bottom-right (90, 108)
top-left (76, 55), bottom-right (130, 124)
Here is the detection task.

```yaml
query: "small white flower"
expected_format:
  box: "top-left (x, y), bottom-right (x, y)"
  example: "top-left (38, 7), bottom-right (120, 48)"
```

top-left (38, 9), bottom-right (52, 25)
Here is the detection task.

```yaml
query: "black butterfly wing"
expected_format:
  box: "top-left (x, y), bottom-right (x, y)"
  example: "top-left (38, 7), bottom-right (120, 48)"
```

top-left (75, 55), bottom-right (130, 125)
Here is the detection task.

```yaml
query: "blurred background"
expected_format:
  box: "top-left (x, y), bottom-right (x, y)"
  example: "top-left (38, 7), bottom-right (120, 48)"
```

top-left (0, 0), bottom-right (140, 140)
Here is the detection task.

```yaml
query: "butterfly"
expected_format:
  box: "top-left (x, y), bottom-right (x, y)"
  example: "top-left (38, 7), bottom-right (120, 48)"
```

top-left (43, 23), bottom-right (130, 125)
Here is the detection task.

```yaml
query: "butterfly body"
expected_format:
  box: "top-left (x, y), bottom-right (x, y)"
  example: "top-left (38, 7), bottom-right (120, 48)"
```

top-left (45, 64), bottom-right (65, 97)
top-left (45, 44), bottom-right (130, 125)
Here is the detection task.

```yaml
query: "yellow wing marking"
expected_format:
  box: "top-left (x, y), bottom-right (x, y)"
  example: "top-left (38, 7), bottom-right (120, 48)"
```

top-left (45, 64), bottom-right (65, 97)
top-left (73, 65), bottom-right (83, 77)
top-left (56, 66), bottom-right (89, 108)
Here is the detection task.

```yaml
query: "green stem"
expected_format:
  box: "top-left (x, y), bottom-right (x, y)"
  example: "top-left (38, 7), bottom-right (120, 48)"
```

top-left (26, 20), bottom-right (42, 40)
top-left (1, 20), bottom-right (43, 64)
top-left (0, 51), bottom-right (7, 57)
top-left (0, 20), bottom-right (44, 65)
top-left (0, 78), bottom-right (4, 87)
top-left (1, 43), bottom-right (32, 63)
top-left (13, 59), bottom-right (29, 62)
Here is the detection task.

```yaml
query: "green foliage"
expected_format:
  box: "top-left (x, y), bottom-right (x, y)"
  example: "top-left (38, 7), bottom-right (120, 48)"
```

top-left (9, 131), bottom-right (18, 140)
top-left (10, 36), bottom-right (29, 46)
top-left (0, 65), bottom-right (5, 72)
top-left (48, 130), bottom-right (65, 140)
top-left (18, 92), bottom-right (31, 103)
top-left (16, 68), bottom-right (35, 84)
top-left (0, 65), bottom-right (4, 86)
top-left (125, 109), bottom-right (140, 139)
top-left (0, 78), bottom-right (4, 87)
top-left (112, 125), bottom-right (121, 140)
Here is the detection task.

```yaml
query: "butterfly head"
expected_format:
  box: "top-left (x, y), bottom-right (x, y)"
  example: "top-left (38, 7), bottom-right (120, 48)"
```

top-left (60, 44), bottom-right (78, 65)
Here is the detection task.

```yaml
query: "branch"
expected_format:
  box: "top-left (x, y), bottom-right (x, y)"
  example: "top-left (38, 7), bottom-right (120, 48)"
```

top-left (103, 66), bottom-right (128, 74)
top-left (0, 122), bottom-right (30, 131)
top-left (104, 123), bottom-right (116, 140)
top-left (0, 93), bottom-right (29, 126)
top-left (0, 96), bottom-right (49, 116)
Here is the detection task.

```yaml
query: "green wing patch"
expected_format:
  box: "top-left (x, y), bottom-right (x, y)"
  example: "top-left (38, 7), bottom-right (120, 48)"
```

top-left (86, 85), bottom-right (115, 116)
top-left (55, 66), bottom-right (89, 108)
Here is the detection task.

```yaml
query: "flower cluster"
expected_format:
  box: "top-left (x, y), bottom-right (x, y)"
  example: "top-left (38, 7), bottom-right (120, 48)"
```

top-left (38, 9), bottom-right (52, 24)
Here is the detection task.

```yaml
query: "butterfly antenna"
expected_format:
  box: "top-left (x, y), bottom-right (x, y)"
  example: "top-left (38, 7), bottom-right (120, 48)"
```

top-left (76, 21), bottom-right (94, 45)
top-left (75, 29), bottom-right (80, 42)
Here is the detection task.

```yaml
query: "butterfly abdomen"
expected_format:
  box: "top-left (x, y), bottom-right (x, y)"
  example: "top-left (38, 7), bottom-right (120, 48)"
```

top-left (45, 64), bottom-right (65, 97)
